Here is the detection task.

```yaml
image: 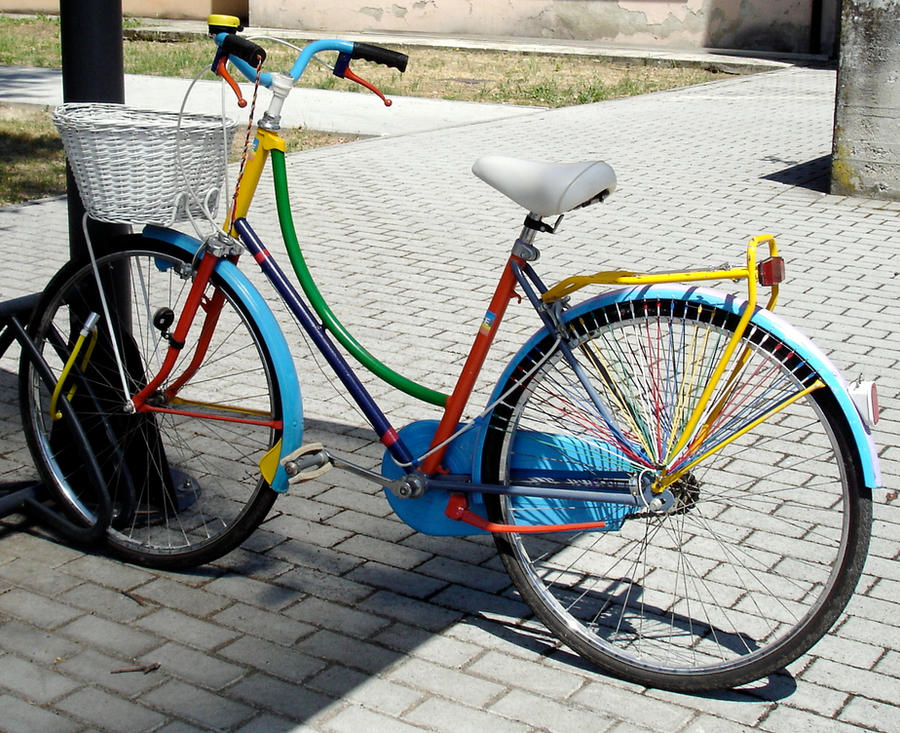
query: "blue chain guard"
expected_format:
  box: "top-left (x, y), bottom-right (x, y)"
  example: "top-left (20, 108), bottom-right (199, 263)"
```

top-left (381, 420), bottom-right (633, 536)
top-left (382, 420), bottom-right (489, 536)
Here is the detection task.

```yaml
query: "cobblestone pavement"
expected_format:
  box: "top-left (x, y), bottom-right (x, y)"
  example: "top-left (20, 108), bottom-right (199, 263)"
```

top-left (1, 64), bottom-right (898, 732)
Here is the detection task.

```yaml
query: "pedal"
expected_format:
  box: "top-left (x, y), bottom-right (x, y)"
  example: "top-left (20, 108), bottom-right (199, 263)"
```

top-left (281, 443), bottom-right (332, 483)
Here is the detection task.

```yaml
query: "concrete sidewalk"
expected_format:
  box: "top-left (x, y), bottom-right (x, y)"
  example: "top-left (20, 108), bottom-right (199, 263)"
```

top-left (1, 49), bottom-right (898, 733)
top-left (0, 63), bottom-right (543, 137)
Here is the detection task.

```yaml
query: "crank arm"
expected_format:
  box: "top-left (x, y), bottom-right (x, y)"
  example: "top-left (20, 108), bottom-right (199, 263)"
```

top-left (281, 444), bottom-right (426, 498)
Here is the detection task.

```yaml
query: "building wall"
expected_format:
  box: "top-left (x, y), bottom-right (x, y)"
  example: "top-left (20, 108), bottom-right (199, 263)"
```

top-left (2, 1), bottom-right (247, 20)
top-left (249, 0), bottom-right (829, 54)
top-left (831, 0), bottom-right (900, 200)
top-left (3, 0), bottom-right (833, 54)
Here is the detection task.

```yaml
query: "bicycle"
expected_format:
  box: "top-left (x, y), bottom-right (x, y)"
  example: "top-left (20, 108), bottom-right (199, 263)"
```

top-left (19, 15), bottom-right (882, 692)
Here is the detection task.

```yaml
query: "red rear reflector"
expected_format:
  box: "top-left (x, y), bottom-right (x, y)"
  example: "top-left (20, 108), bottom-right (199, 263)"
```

top-left (758, 257), bottom-right (785, 286)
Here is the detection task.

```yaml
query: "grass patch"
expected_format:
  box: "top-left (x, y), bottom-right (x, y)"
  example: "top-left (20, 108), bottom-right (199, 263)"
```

top-left (2, 14), bottom-right (721, 107)
top-left (0, 104), bottom-right (65, 205)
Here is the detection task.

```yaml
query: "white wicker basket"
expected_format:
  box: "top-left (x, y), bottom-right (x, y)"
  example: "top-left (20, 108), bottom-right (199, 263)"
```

top-left (53, 103), bottom-right (237, 226)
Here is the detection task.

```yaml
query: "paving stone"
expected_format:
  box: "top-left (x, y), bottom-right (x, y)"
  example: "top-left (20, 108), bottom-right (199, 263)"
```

top-left (282, 595), bottom-right (391, 640)
top-left (131, 577), bottom-right (232, 616)
top-left (59, 614), bottom-right (161, 658)
top-left (758, 704), bottom-right (870, 732)
top-left (572, 681), bottom-right (695, 731)
top-left (356, 589), bottom-right (463, 632)
top-left (406, 696), bottom-right (529, 732)
top-left (469, 649), bottom-right (585, 699)
top-left (56, 582), bottom-right (153, 622)
top-left (0, 694), bottom-right (82, 733)
top-left (137, 641), bottom-right (245, 690)
top-left (807, 634), bottom-right (884, 669)
top-left (209, 547), bottom-right (298, 580)
top-left (803, 658), bottom-right (898, 703)
top-left (0, 587), bottom-right (85, 628)
top-left (234, 713), bottom-right (310, 733)
top-left (321, 704), bottom-right (426, 733)
top-left (416, 554), bottom-right (511, 593)
top-left (333, 533), bottom-right (432, 570)
top-left (214, 601), bottom-right (316, 645)
top-left (0, 556), bottom-right (82, 596)
top-left (296, 629), bottom-right (402, 675)
top-left (490, 689), bottom-right (617, 733)
top-left (404, 630), bottom-right (485, 668)
top-left (152, 721), bottom-right (209, 733)
top-left (839, 695), bottom-right (900, 733)
top-left (218, 634), bottom-right (326, 682)
top-left (275, 564), bottom-right (373, 605)
top-left (678, 716), bottom-right (752, 733)
top-left (61, 554), bottom-right (155, 590)
top-left (58, 648), bottom-right (167, 696)
top-left (386, 656), bottom-right (505, 708)
top-left (0, 619), bottom-right (82, 664)
top-left (345, 559), bottom-right (448, 599)
top-left (0, 653), bottom-right (82, 703)
top-left (141, 679), bottom-right (255, 730)
top-left (56, 686), bottom-right (167, 731)
top-left (307, 665), bottom-right (426, 717)
top-left (205, 572), bottom-right (299, 610)
top-left (134, 608), bottom-right (240, 651)
top-left (227, 671), bottom-right (337, 721)
top-left (644, 687), bottom-right (772, 727)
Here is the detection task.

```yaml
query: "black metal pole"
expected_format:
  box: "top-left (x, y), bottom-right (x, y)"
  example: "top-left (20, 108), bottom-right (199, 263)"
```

top-left (59, 0), bottom-right (129, 260)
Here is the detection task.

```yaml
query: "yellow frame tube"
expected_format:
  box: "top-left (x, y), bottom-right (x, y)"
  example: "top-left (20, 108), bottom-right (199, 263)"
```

top-left (226, 128), bottom-right (286, 231)
top-left (542, 234), bottom-right (781, 307)
top-left (657, 378), bottom-right (825, 490)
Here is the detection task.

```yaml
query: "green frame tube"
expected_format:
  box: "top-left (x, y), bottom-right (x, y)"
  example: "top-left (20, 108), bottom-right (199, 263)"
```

top-left (271, 149), bottom-right (449, 407)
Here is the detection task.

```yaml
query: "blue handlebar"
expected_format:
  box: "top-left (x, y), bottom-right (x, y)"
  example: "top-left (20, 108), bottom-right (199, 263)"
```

top-left (213, 33), bottom-right (355, 87)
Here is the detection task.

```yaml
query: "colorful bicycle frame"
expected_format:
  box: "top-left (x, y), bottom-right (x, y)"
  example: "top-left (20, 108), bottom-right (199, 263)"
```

top-left (81, 31), bottom-right (880, 539)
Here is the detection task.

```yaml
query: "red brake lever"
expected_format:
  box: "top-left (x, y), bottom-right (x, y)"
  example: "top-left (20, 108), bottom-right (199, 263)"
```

top-left (343, 65), bottom-right (392, 107)
top-left (216, 58), bottom-right (248, 108)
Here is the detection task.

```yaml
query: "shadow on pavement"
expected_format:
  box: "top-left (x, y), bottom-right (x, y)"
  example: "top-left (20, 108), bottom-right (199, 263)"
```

top-left (762, 154), bottom-right (831, 193)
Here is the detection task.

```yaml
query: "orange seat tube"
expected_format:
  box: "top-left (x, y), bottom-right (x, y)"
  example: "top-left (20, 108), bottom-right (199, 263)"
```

top-left (421, 255), bottom-right (524, 476)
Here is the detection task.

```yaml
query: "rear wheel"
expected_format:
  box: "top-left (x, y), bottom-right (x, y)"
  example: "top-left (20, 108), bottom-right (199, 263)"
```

top-left (19, 237), bottom-right (281, 568)
top-left (482, 296), bottom-right (871, 691)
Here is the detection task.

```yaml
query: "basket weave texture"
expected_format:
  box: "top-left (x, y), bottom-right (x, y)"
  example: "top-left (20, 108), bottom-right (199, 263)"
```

top-left (53, 103), bottom-right (237, 225)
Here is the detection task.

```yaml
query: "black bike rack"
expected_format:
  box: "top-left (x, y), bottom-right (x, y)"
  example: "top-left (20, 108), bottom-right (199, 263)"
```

top-left (0, 294), bottom-right (111, 544)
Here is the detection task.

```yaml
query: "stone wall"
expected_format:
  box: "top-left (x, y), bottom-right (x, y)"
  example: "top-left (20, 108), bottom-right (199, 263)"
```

top-left (1, 0), bottom-right (247, 20)
top-left (831, 0), bottom-right (900, 200)
top-left (248, 0), bottom-right (833, 54)
top-left (1, 0), bottom-right (836, 54)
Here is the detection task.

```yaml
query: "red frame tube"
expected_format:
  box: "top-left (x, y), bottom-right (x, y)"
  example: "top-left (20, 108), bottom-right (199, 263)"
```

top-left (421, 255), bottom-right (523, 475)
top-left (131, 252), bottom-right (221, 410)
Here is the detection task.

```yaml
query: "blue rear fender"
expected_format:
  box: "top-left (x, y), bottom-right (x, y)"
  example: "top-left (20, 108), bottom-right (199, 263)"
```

top-left (141, 226), bottom-right (303, 493)
top-left (473, 284), bottom-right (881, 490)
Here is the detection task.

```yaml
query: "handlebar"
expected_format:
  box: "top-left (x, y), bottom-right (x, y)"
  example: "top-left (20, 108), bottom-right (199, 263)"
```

top-left (351, 42), bottom-right (408, 73)
top-left (210, 22), bottom-right (408, 99)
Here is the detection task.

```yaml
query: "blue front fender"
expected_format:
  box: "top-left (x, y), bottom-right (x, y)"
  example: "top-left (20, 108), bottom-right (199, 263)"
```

top-left (142, 226), bottom-right (303, 493)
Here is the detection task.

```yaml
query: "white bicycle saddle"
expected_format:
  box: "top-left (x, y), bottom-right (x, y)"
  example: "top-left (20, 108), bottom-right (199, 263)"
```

top-left (472, 155), bottom-right (617, 218)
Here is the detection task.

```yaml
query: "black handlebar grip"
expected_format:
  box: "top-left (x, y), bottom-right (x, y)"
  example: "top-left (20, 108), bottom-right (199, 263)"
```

top-left (351, 42), bottom-right (408, 73)
top-left (221, 34), bottom-right (267, 66)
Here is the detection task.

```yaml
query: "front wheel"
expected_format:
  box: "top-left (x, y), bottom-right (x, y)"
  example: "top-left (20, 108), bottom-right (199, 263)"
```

top-left (19, 237), bottom-right (282, 569)
top-left (481, 295), bottom-right (871, 691)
